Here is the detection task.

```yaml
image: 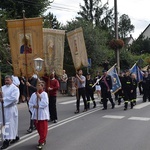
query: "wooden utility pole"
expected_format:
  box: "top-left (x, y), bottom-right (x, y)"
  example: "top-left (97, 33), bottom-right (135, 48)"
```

top-left (114, 0), bottom-right (120, 73)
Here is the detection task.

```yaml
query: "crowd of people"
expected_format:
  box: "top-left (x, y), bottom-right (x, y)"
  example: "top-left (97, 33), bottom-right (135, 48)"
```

top-left (0, 67), bottom-right (150, 149)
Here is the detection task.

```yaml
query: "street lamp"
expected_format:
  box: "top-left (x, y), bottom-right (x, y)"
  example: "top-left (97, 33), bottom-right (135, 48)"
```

top-left (34, 57), bottom-right (44, 72)
top-left (33, 57), bottom-right (44, 123)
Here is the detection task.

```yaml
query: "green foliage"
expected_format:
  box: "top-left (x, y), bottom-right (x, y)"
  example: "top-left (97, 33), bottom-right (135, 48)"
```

top-left (43, 12), bottom-right (61, 29)
top-left (118, 14), bottom-right (134, 39)
top-left (130, 36), bottom-right (150, 54)
top-left (0, 0), bottom-right (51, 19)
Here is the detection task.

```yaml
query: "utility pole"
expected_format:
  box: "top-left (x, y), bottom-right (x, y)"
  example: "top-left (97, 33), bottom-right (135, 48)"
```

top-left (114, 0), bottom-right (120, 73)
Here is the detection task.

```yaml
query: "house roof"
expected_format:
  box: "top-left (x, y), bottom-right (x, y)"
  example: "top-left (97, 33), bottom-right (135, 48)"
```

top-left (137, 24), bottom-right (150, 39)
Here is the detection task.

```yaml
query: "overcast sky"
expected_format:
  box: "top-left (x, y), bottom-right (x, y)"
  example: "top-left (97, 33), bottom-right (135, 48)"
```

top-left (47, 0), bottom-right (150, 39)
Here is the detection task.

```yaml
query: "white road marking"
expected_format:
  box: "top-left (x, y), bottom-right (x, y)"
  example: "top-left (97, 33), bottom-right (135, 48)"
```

top-left (133, 102), bottom-right (150, 109)
top-left (102, 115), bottom-right (125, 119)
top-left (128, 117), bottom-right (150, 121)
top-left (59, 99), bottom-right (76, 104)
top-left (7, 108), bottom-right (100, 149)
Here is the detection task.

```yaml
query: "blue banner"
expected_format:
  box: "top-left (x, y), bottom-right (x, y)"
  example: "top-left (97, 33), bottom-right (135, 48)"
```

top-left (130, 63), bottom-right (143, 82)
top-left (107, 65), bottom-right (121, 93)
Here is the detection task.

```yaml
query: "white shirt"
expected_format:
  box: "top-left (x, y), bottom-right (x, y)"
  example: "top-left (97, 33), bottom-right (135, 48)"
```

top-left (29, 91), bottom-right (50, 120)
top-left (12, 75), bottom-right (20, 87)
top-left (0, 83), bottom-right (20, 140)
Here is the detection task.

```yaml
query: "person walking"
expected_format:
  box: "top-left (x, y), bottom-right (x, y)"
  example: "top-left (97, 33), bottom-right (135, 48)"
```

top-left (131, 73), bottom-right (138, 106)
top-left (25, 73), bottom-right (38, 133)
top-left (142, 71), bottom-right (150, 102)
top-left (0, 75), bottom-right (20, 149)
top-left (47, 72), bottom-right (60, 123)
top-left (85, 73), bottom-right (96, 109)
top-left (122, 69), bottom-right (134, 110)
top-left (29, 81), bottom-right (49, 149)
top-left (74, 69), bottom-right (87, 114)
top-left (94, 71), bottom-right (102, 103)
top-left (100, 70), bottom-right (115, 110)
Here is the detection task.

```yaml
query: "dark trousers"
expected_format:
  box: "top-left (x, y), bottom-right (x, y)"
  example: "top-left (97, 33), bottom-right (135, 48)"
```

top-left (102, 91), bottom-right (114, 109)
top-left (27, 101), bottom-right (34, 129)
top-left (86, 89), bottom-right (96, 108)
top-left (49, 96), bottom-right (57, 121)
top-left (76, 88), bottom-right (87, 111)
top-left (124, 91), bottom-right (133, 108)
top-left (143, 89), bottom-right (150, 102)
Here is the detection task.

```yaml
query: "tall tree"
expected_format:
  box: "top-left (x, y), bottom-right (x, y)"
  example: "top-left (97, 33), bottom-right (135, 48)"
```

top-left (77, 0), bottom-right (114, 30)
top-left (118, 14), bottom-right (134, 39)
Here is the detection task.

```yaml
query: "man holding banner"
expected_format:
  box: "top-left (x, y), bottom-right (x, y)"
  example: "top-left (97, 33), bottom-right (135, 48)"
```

top-left (100, 70), bottom-right (115, 110)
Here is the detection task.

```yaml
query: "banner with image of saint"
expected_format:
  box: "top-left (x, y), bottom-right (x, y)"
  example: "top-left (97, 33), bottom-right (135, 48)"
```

top-left (67, 27), bottom-right (88, 70)
top-left (43, 28), bottom-right (65, 76)
top-left (7, 17), bottom-right (44, 77)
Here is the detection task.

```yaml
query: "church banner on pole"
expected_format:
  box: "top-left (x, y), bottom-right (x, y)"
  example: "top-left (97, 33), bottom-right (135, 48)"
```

top-left (7, 17), bottom-right (44, 77)
top-left (67, 27), bottom-right (88, 70)
top-left (43, 28), bottom-right (65, 76)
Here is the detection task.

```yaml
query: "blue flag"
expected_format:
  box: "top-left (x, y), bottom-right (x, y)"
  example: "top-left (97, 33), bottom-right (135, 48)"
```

top-left (130, 63), bottom-right (143, 82)
top-left (107, 65), bottom-right (121, 94)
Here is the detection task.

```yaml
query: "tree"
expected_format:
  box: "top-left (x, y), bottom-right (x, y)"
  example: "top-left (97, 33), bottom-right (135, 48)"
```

top-left (0, 0), bottom-right (51, 19)
top-left (77, 0), bottom-right (114, 31)
top-left (0, 0), bottom-right (52, 77)
top-left (130, 35), bottom-right (150, 54)
top-left (43, 12), bottom-right (61, 29)
top-left (61, 18), bottom-right (116, 75)
top-left (118, 14), bottom-right (134, 39)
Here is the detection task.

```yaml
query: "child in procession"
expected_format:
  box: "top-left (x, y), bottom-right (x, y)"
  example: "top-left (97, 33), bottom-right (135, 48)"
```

top-left (29, 81), bottom-right (49, 149)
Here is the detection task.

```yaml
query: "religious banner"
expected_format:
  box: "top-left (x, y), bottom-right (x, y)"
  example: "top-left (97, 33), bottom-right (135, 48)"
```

top-left (43, 28), bottom-right (65, 76)
top-left (7, 17), bottom-right (44, 77)
top-left (66, 27), bottom-right (88, 70)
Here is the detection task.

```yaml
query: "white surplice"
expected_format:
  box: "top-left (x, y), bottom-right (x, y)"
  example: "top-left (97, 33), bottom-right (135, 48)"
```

top-left (0, 83), bottom-right (20, 140)
top-left (29, 91), bottom-right (50, 120)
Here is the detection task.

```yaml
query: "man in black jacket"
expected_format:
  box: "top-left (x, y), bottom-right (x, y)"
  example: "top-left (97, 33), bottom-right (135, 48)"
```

top-left (100, 70), bottom-right (115, 110)
top-left (85, 73), bottom-right (96, 109)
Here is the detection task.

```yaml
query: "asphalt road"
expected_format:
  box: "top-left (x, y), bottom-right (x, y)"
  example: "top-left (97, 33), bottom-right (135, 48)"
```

top-left (1, 94), bottom-right (150, 150)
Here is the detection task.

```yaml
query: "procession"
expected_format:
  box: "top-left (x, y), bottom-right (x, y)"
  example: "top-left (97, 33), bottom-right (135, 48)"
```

top-left (1, 0), bottom-right (150, 150)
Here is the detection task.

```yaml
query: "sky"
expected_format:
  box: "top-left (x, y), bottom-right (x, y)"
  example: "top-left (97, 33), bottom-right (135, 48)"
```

top-left (47, 0), bottom-right (150, 39)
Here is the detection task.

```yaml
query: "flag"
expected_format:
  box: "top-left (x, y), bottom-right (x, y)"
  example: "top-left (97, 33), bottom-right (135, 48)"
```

top-left (66, 27), bottom-right (88, 70)
top-left (130, 63), bottom-right (143, 82)
top-left (7, 17), bottom-right (44, 77)
top-left (43, 28), bottom-right (65, 76)
top-left (142, 65), bottom-right (149, 71)
top-left (107, 64), bottom-right (121, 93)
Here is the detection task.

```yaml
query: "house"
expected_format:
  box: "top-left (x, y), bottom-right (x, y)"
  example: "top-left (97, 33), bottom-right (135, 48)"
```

top-left (124, 34), bottom-right (134, 46)
top-left (138, 24), bottom-right (150, 39)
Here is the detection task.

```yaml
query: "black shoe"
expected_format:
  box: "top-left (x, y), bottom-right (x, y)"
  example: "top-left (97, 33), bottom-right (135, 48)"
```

top-left (53, 120), bottom-right (57, 123)
top-left (74, 110), bottom-right (79, 114)
top-left (102, 108), bottom-right (107, 110)
top-left (82, 109), bottom-right (87, 112)
top-left (1, 140), bottom-right (10, 149)
top-left (124, 108), bottom-right (127, 111)
top-left (131, 103), bottom-right (134, 109)
top-left (10, 136), bottom-right (20, 144)
top-left (27, 128), bottom-right (33, 133)
top-left (112, 103), bottom-right (115, 109)
top-left (33, 126), bottom-right (36, 130)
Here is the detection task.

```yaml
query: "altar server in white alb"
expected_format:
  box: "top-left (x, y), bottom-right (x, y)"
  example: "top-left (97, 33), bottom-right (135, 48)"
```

top-left (29, 81), bottom-right (49, 149)
top-left (0, 75), bottom-right (20, 149)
